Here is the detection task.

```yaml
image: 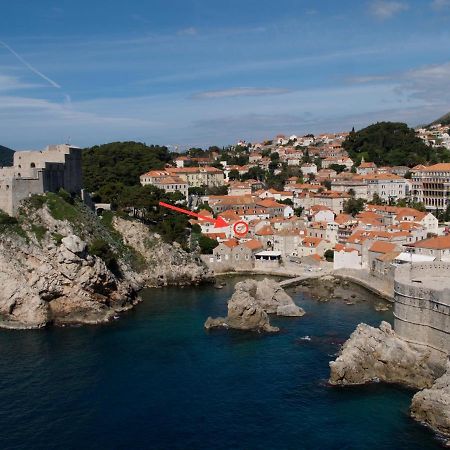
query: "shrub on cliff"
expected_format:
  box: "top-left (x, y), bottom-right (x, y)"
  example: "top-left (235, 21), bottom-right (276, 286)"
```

top-left (89, 238), bottom-right (120, 274)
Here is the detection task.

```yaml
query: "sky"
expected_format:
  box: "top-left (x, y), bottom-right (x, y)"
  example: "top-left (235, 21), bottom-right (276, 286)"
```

top-left (1, 0), bottom-right (450, 150)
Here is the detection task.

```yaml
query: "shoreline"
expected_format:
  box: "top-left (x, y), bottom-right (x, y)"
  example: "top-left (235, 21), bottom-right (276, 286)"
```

top-left (212, 267), bottom-right (394, 302)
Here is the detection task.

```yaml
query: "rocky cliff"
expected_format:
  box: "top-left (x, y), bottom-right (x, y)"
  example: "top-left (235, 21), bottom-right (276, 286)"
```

top-left (0, 193), bottom-right (211, 329)
top-left (329, 321), bottom-right (450, 442)
top-left (205, 278), bottom-right (304, 333)
top-left (329, 321), bottom-right (446, 389)
top-left (411, 362), bottom-right (450, 440)
top-left (112, 216), bottom-right (212, 287)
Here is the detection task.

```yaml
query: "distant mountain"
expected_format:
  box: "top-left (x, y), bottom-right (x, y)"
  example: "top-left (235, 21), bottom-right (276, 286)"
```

top-left (0, 145), bottom-right (14, 166)
top-left (429, 112), bottom-right (450, 127)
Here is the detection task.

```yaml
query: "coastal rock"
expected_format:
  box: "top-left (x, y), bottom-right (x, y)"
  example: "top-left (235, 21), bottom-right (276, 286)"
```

top-left (113, 217), bottom-right (213, 287)
top-left (255, 278), bottom-right (305, 316)
top-left (205, 278), bottom-right (304, 333)
top-left (411, 362), bottom-right (450, 440)
top-left (329, 321), bottom-right (446, 389)
top-left (205, 291), bottom-right (279, 333)
top-left (61, 234), bottom-right (87, 255)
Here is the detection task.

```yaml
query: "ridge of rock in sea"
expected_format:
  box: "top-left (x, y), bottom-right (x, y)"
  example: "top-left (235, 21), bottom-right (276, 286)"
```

top-left (411, 361), bottom-right (450, 440)
top-left (0, 196), bottom-right (211, 329)
top-left (329, 321), bottom-right (450, 442)
top-left (204, 278), bottom-right (305, 333)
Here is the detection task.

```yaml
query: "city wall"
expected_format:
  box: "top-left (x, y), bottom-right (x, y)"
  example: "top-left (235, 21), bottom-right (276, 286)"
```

top-left (394, 262), bottom-right (450, 354)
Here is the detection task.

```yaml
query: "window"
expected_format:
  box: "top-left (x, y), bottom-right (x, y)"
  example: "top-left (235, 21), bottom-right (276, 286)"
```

top-left (30, 163), bottom-right (36, 168)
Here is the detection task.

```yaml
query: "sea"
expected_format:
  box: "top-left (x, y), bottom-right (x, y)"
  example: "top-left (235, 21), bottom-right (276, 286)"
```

top-left (0, 278), bottom-right (444, 450)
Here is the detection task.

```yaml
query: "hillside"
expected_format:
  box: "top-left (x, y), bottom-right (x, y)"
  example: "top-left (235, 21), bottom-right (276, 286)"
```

top-left (82, 141), bottom-right (171, 195)
top-left (0, 145), bottom-right (14, 166)
top-left (343, 122), bottom-right (450, 167)
top-left (0, 191), bottom-right (210, 329)
top-left (429, 112), bottom-right (450, 127)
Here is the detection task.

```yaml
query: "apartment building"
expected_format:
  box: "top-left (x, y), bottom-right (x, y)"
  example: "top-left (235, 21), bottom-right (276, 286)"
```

top-left (411, 163), bottom-right (450, 211)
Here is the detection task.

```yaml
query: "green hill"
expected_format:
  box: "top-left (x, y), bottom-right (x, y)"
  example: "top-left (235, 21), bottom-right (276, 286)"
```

top-left (0, 145), bottom-right (14, 166)
top-left (83, 141), bottom-right (171, 192)
top-left (429, 112), bottom-right (450, 126)
top-left (343, 122), bottom-right (450, 167)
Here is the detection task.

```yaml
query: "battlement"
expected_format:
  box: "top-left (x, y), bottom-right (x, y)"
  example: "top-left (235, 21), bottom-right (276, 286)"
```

top-left (0, 144), bottom-right (82, 216)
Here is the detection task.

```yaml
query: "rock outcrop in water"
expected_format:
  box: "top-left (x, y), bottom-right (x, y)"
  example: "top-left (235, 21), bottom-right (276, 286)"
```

top-left (0, 194), bottom-right (211, 329)
top-left (204, 278), bottom-right (304, 333)
top-left (411, 362), bottom-right (450, 440)
top-left (329, 321), bottom-right (445, 389)
top-left (329, 321), bottom-right (450, 442)
top-left (0, 229), bottom-right (140, 328)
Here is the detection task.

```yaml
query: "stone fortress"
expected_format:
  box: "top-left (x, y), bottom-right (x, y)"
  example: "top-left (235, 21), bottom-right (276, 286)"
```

top-left (0, 144), bottom-right (82, 216)
top-left (394, 262), bottom-right (450, 354)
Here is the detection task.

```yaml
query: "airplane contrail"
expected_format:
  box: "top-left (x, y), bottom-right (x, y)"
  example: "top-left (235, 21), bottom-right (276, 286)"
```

top-left (0, 40), bottom-right (61, 89)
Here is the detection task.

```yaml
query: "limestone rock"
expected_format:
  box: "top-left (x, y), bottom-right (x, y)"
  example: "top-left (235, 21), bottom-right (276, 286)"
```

top-left (329, 321), bottom-right (446, 389)
top-left (255, 278), bottom-right (304, 316)
top-left (61, 234), bottom-right (87, 255)
top-left (411, 362), bottom-right (450, 440)
top-left (205, 278), bottom-right (304, 333)
top-left (113, 216), bottom-right (213, 287)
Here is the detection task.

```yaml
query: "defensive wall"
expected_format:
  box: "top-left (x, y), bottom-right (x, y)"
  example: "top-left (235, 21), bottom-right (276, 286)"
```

top-left (394, 262), bottom-right (450, 354)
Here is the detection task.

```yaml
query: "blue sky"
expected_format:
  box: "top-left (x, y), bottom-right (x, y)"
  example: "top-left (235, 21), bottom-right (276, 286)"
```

top-left (1, 0), bottom-right (450, 149)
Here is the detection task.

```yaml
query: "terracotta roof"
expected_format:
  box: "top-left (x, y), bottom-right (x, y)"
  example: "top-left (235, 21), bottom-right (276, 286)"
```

top-left (421, 163), bottom-right (450, 172)
top-left (301, 237), bottom-right (323, 248)
top-left (369, 241), bottom-right (397, 254)
top-left (413, 235), bottom-right (450, 250)
top-left (204, 232), bottom-right (226, 239)
top-left (376, 251), bottom-right (401, 262)
top-left (242, 239), bottom-right (263, 250)
top-left (256, 199), bottom-right (285, 208)
top-left (256, 225), bottom-right (275, 236)
top-left (223, 239), bottom-right (239, 248)
top-left (334, 213), bottom-right (353, 225)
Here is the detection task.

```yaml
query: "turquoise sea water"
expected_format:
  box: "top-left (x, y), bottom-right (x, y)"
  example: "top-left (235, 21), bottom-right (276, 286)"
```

top-left (0, 279), bottom-right (443, 450)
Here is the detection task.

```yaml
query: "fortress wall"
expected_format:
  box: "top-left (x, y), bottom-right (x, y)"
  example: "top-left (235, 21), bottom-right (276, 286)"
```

top-left (394, 263), bottom-right (450, 354)
top-left (0, 177), bottom-right (14, 215)
top-left (10, 175), bottom-right (45, 215)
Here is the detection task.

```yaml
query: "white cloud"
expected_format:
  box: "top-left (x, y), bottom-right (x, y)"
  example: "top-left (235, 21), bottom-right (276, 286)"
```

top-left (344, 61), bottom-right (450, 104)
top-left (177, 27), bottom-right (198, 36)
top-left (192, 87), bottom-right (293, 99)
top-left (0, 74), bottom-right (41, 92)
top-left (431, 0), bottom-right (450, 9)
top-left (369, 1), bottom-right (409, 19)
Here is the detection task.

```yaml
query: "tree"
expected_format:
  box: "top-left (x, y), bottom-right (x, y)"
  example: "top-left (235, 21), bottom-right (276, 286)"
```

top-left (188, 186), bottom-right (206, 196)
top-left (323, 180), bottom-right (332, 190)
top-left (228, 169), bottom-right (240, 181)
top-left (344, 198), bottom-right (365, 216)
top-left (196, 203), bottom-right (213, 213)
top-left (197, 234), bottom-right (219, 254)
top-left (294, 207), bottom-right (304, 217)
top-left (206, 185), bottom-right (228, 196)
top-left (370, 193), bottom-right (385, 205)
top-left (342, 122), bottom-right (450, 167)
top-left (329, 164), bottom-right (346, 174)
top-left (270, 152), bottom-right (280, 162)
top-left (443, 203), bottom-right (450, 222)
top-left (82, 141), bottom-right (171, 199)
top-left (324, 249), bottom-right (334, 262)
